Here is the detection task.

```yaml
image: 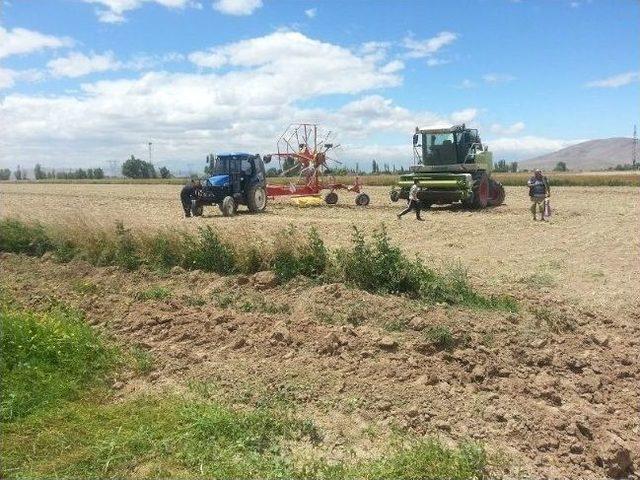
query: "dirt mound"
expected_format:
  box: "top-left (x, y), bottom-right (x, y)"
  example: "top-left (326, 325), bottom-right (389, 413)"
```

top-left (2, 254), bottom-right (638, 479)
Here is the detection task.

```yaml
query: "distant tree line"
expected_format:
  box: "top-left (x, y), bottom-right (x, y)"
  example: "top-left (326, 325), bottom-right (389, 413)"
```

top-left (121, 155), bottom-right (171, 179)
top-left (494, 159), bottom-right (519, 173)
top-left (34, 163), bottom-right (105, 180)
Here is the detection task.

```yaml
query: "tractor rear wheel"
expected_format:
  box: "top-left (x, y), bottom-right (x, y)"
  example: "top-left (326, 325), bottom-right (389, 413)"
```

top-left (325, 192), bottom-right (338, 205)
top-left (355, 192), bottom-right (370, 206)
top-left (471, 173), bottom-right (489, 209)
top-left (487, 179), bottom-right (505, 206)
top-left (246, 185), bottom-right (267, 212)
top-left (221, 196), bottom-right (236, 217)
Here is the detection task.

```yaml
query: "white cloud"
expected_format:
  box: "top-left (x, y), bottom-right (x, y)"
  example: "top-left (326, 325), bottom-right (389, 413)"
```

top-left (83, 0), bottom-right (196, 23)
top-left (48, 51), bottom-right (122, 78)
top-left (426, 57), bottom-right (450, 67)
top-left (456, 79), bottom-right (477, 89)
top-left (403, 31), bottom-right (458, 59)
top-left (380, 60), bottom-right (404, 74)
top-left (0, 32), bottom-right (423, 168)
top-left (490, 121), bottom-right (525, 135)
top-left (212, 0), bottom-right (262, 15)
top-left (488, 136), bottom-right (583, 159)
top-left (0, 26), bottom-right (73, 59)
top-left (304, 7), bottom-right (316, 18)
top-left (585, 71), bottom-right (640, 88)
top-left (187, 31), bottom-right (401, 95)
top-left (482, 73), bottom-right (516, 84)
top-left (450, 108), bottom-right (478, 124)
top-left (0, 68), bottom-right (44, 90)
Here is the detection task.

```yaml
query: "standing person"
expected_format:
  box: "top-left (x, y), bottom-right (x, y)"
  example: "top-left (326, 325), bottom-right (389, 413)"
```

top-left (527, 169), bottom-right (550, 221)
top-left (180, 179), bottom-right (197, 217)
top-left (397, 179), bottom-right (425, 221)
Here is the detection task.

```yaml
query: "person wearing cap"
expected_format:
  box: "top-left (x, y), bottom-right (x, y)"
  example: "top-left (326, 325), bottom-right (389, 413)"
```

top-left (397, 178), bottom-right (425, 221)
top-left (527, 169), bottom-right (550, 221)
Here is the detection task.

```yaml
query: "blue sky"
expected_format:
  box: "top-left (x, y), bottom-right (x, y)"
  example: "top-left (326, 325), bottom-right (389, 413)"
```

top-left (1, 0), bottom-right (638, 171)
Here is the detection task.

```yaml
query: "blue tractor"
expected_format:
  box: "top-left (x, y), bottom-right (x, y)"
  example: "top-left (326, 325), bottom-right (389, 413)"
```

top-left (191, 153), bottom-right (268, 217)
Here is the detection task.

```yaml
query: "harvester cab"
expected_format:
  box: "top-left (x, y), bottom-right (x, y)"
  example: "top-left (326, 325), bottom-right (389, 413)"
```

top-left (391, 124), bottom-right (505, 209)
top-left (191, 153), bottom-right (267, 217)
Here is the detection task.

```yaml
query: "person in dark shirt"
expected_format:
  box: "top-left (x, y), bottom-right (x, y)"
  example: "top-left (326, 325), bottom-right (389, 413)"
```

top-left (527, 169), bottom-right (550, 221)
top-left (180, 180), bottom-right (200, 217)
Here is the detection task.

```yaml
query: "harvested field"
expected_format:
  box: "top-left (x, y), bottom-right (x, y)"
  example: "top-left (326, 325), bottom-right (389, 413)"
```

top-left (1, 182), bottom-right (639, 478)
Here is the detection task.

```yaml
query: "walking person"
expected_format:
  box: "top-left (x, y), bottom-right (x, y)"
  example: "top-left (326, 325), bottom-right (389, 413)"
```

top-left (397, 179), bottom-right (425, 221)
top-left (527, 169), bottom-right (550, 221)
top-left (180, 179), bottom-right (199, 217)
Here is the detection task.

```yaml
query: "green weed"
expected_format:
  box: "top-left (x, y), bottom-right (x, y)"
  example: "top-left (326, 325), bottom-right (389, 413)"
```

top-left (0, 303), bottom-right (114, 422)
top-left (71, 280), bottom-right (100, 295)
top-left (425, 325), bottom-right (455, 351)
top-left (135, 286), bottom-right (171, 301)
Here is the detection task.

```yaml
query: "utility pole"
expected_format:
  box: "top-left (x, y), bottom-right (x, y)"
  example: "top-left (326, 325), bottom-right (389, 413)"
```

top-left (148, 142), bottom-right (153, 164)
top-left (633, 125), bottom-right (637, 169)
top-left (107, 160), bottom-right (118, 177)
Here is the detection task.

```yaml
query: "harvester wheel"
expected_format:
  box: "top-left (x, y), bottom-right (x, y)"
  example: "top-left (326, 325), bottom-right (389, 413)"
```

top-left (246, 185), bottom-right (267, 212)
top-left (325, 192), bottom-right (338, 205)
top-left (390, 190), bottom-right (400, 202)
top-left (471, 173), bottom-right (489, 209)
top-left (487, 179), bottom-right (505, 206)
top-left (221, 196), bottom-right (236, 217)
top-left (355, 193), bottom-right (370, 206)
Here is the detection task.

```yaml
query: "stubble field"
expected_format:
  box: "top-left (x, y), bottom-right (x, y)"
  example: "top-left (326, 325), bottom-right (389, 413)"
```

top-left (1, 183), bottom-right (638, 315)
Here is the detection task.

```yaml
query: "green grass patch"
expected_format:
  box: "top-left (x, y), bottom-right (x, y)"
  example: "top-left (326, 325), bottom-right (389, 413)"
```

top-left (2, 391), bottom-right (488, 480)
top-left (0, 302), bottom-right (114, 422)
top-left (135, 285), bottom-right (171, 301)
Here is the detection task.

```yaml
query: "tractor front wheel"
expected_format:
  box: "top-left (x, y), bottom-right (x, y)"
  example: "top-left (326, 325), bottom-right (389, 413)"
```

top-left (220, 196), bottom-right (236, 217)
top-left (355, 193), bottom-right (370, 206)
top-left (390, 190), bottom-right (400, 202)
top-left (246, 185), bottom-right (267, 213)
top-left (325, 192), bottom-right (338, 205)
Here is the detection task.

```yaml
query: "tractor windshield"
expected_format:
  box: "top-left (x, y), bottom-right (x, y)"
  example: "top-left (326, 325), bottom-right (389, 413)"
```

top-left (211, 156), bottom-right (230, 174)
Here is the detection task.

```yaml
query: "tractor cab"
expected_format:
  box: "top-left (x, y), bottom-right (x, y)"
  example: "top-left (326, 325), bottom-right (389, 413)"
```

top-left (192, 153), bottom-right (267, 217)
top-left (412, 124), bottom-right (491, 172)
top-left (206, 153), bottom-right (266, 190)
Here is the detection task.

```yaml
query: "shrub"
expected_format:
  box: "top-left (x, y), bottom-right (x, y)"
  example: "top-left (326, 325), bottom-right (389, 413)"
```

top-left (271, 227), bottom-right (328, 281)
top-left (182, 226), bottom-right (235, 274)
top-left (114, 221), bottom-right (140, 270)
top-left (336, 226), bottom-right (423, 295)
top-left (425, 325), bottom-right (455, 351)
top-left (0, 219), bottom-right (53, 256)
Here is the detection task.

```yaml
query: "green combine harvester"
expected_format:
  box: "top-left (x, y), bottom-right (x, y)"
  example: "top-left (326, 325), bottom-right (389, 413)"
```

top-left (390, 124), bottom-right (505, 209)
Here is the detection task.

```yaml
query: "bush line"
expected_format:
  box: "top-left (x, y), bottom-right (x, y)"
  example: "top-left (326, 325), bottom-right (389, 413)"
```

top-left (0, 218), bottom-right (516, 310)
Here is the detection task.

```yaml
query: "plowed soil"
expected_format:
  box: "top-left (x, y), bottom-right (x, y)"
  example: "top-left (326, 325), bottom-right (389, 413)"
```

top-left (1, 252), bottom-right (639, 479)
